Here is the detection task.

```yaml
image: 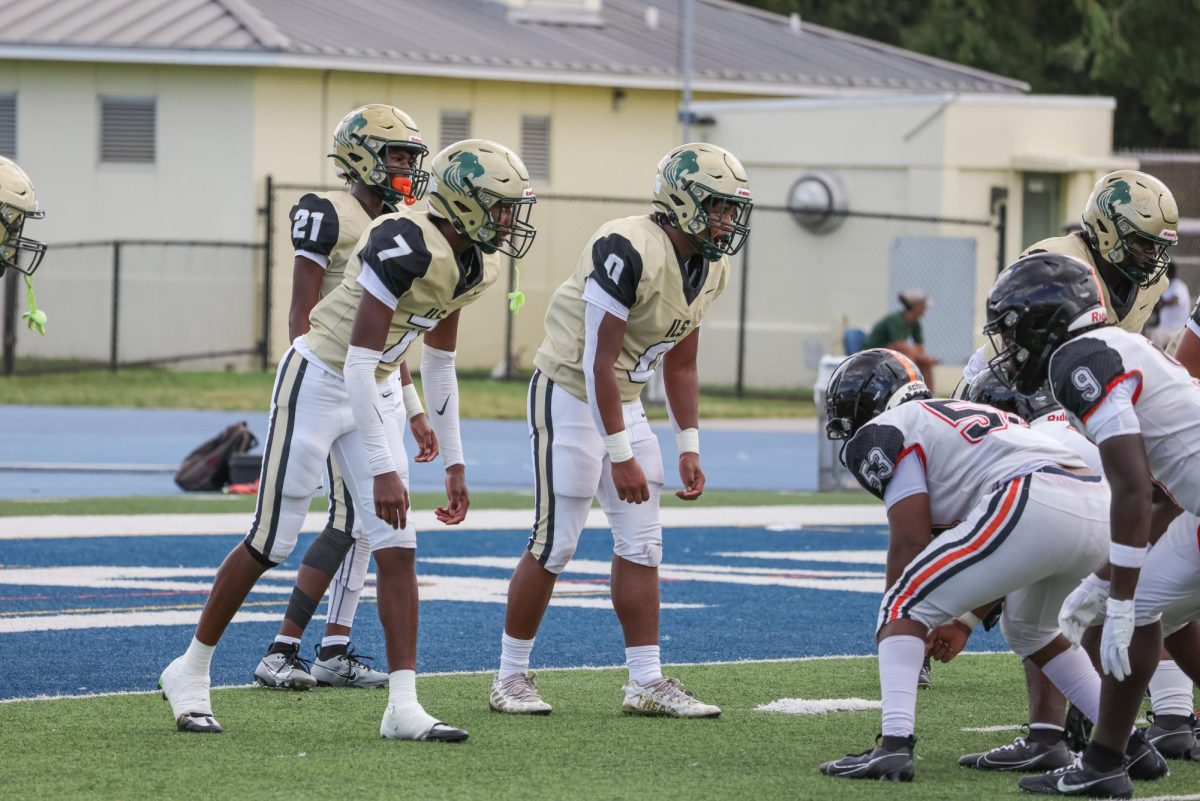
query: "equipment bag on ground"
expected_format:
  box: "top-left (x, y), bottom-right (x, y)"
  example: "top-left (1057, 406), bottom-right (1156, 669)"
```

top-left (174, 421), bottom-right (258, 491)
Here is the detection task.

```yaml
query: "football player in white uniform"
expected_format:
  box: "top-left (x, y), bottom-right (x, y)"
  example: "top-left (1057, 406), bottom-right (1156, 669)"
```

top-left (817, 349), bottom-right (1143, 785)
top-left (253, 104), bottom-right (437, 692)
top-left (158, 139), bottom-right (536, 742)
top-left (489, 144), bottom-right (751, 718)
top-left (0, 156), bottom-right (48, 333)
top-left (983, 252), bottom-right (1200, 796)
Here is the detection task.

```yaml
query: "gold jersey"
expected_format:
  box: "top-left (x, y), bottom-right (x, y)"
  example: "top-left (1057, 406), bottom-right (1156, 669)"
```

top-left (289, 191), bottom-right (387, 297)
top-left (534, 215), bottom-right (729, 403)
top-left (303, 208), bottom-right (500, 382)
top-left (1021, 232), bottom-right (1166, 333)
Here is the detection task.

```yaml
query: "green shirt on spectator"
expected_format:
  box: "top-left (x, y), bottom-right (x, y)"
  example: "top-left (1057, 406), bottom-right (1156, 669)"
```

top-left (863, 310), bottom-right (923, 349)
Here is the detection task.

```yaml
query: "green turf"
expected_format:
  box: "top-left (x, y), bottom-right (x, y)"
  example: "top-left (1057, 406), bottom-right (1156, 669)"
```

top-left (0, 489), bottom-right (872, 517)
top-left (0, 368), bottom-right (812, 418)
top-left (2, 656), bottom-right (1195, 801)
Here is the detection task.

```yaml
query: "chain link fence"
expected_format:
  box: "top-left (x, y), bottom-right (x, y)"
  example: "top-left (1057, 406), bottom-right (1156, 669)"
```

top-left (2, 240), bottom-right (264, 375)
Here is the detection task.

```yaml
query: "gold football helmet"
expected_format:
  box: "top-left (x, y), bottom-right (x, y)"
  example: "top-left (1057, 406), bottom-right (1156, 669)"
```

top-left (0, 156), bottom-right (46, 276)
top-left (1081, 170), bottom-right (1178, 288)
top-left (652, 143), bottom-right (752, 262)
top-left (427, 139), bottom-right (537, 259)
top-left (329, 104), bottom-right (429, 206)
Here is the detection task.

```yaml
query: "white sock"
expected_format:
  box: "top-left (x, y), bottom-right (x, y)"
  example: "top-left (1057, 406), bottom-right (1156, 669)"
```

top-left (181, 637), bottom-right (215, 674)
top-left (878, 635), bottom-right (924, 737)
top-left (626, 644), bottom-right (662, 686)
top-left (382, 670), bottom-right (438, 739)
top-left (499, 633), bottom-right (535, 680)
top-left (273, 634), bottom-right (301, 647)
top-left (1028, 723), bottom-right (1065, 734)
top-left (1041, 648), bottom-right (1102, 725)
top-left (321, 635), bottom-right (351, 650)
top-left (1149, 659), bottom-right (1196, 717)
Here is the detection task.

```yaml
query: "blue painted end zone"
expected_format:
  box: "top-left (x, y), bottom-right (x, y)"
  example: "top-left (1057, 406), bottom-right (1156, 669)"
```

top-left (0, 523), bottom-right (1005, 700)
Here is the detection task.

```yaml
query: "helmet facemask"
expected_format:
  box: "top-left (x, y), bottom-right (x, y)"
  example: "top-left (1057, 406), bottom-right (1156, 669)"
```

top-left (343, 137), bottom-right (430, 207)
top-left (681, 184), bottom-right (752, 262)
top-left (466, 183), bottom-right (537, 259)
top-left (0, 203), bottom-right (47, 276)
top-left (1103, 215), bottom-right (1174, 288)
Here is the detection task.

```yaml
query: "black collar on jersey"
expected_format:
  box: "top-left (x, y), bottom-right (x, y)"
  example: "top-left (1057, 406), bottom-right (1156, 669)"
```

top-left (676, 252), bottom-right (709, 305)
top-left (452, 244), bottom-right (485, 298)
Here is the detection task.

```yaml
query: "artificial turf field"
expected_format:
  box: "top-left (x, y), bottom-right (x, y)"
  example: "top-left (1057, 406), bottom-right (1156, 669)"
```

top-left (2, 508), bottom-right (1197, 801)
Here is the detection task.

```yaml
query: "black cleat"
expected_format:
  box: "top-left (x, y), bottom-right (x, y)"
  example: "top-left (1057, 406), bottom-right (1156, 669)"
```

top-left (175, 711), bottom-right (223, 734)
top-left (1125, 729), bottom-right (1169, 781)
top-left (820, 734), bottom-right (915, 782)
top-left (1064, 704), bottom-right (1093, 753)
top-left (1018, 759), bottom-right (1132, 798)
top-left (1145, 712), bottom-right (1198, 760)
top-left (423, 722), bottom-right (469, 743)
top-left (959, 730), bottom-right (1073, 772)
top-left (917, 656), bottom-right (932, 689)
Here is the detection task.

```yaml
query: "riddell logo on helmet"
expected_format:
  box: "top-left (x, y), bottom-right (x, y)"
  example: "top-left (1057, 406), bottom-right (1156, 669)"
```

top-left (1090, 310), bottom-right (1106, 323)
top-left (735, 187), bottom-right (751, 198)
top-left (1161, 229), bottom-right (1178, 241)
top-left (523, 187), bottom-right (535, 197)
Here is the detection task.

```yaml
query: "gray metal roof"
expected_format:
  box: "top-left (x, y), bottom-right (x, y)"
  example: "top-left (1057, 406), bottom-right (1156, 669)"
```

top-left (0, 0), bottom-right (1030, 95)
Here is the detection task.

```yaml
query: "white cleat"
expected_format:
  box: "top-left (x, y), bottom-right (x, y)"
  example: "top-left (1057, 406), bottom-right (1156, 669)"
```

top-left (622, 676), bottom-right (721, 718)
top-left (380, 703), bottom-right (469, 743)
top-left (490, 672), bottom-right (553, 715)
top-left (253, 647), bottom-right (317, 690)
top-left (159, 656), bottom-right (223, 733)
top-left (311, 646), bottom-right (389, 688)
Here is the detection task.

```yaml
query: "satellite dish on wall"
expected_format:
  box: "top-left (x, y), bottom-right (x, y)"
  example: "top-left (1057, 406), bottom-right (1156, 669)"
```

top-left (788, 171), bottom-right (847, 234)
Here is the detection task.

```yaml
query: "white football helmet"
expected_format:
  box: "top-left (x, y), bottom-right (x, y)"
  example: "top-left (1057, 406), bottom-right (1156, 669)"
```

top-left (0, 156), bottom-right (46, 276)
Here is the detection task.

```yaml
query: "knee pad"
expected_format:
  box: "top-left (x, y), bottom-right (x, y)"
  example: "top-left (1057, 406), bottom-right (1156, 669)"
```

top-left (301, 526), bottom-right (355, 578)
top-left (614, 540), bottom-right (662, 568)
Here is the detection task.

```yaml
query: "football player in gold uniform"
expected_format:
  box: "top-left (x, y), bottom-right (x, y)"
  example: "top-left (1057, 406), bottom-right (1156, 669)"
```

top-left (159, 140), bottom-right (536, 742)
top-left (490, 144), bottom-right (751, 718)
top-left (253, 105), bottom-right (437, 692)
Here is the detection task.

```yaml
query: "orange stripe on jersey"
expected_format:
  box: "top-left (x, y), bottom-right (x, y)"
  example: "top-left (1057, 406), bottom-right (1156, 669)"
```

top-left (885, 476), bottom-right (1023, 624)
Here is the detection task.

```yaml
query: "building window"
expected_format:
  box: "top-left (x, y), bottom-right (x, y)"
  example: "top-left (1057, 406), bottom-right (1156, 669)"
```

top-left (0, 94), bottom-right (15, 159)
top-left (100, 97), bottom-right (156, 164)
top-left (439, 110), bottom-right (471, 152)
top-left (1021, 172), bottom-right (1063, 246)
top-left (521, 115), bottom-right (550, 182)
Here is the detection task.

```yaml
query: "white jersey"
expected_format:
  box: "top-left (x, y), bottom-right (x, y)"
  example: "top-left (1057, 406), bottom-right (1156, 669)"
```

top-left (1030, 411), bottom-right (1104, 475)
top-left (1049, 326), bottom-right (1200, 515)
top-left (844, 399), bottom-right (1087, 528)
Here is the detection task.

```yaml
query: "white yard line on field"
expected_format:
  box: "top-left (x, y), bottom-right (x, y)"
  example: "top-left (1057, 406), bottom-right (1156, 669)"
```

top-left (0, 505), bottom-right (887, 540)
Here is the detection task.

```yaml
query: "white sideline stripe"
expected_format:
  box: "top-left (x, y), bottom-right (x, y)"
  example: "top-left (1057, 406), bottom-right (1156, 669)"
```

top-left (755, 698), bottom-right (881, 714)
top-left (1138, 796), bottom-right (1200, 801)
top-left (0, 505), bottom-right (887, 540)
top-left (0, 461), bottom-right (176, 473)
top-left (961, 724), bottom-right (1024, 733)
top-left (0, 652), bottom-right (1014, 704)
top-left (714, 550), bottom-right (888, 565)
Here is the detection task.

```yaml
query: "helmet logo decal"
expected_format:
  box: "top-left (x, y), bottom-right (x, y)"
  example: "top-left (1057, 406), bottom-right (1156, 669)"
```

top-left (662, 150), bottom-right (700, 189)
top-left (442, 151), bottom-right (486, 195)
top-left (1098, 179), bottom-right (1133, 213)
top-left (858, 447), bottom-right (894, 492)
top-left (336, 112), bottom-right (368, 147)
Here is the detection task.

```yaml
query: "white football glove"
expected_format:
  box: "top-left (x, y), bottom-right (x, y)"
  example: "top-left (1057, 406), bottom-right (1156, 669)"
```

top-left (1100, 597), bottom-right (1136, 681)
top-left (1058, 573), bottom-right (1110, 647)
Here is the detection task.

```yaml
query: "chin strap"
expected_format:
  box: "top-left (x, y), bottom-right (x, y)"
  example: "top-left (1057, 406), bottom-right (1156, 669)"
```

top-left (21, 273), bottom-right (46, 335)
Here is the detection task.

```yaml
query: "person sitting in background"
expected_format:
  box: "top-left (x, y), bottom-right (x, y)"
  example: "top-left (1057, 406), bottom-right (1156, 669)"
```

top-left (1146, 263), bottom-right (1190, 350)
top-left (863, 289), bottom-right (938, 391)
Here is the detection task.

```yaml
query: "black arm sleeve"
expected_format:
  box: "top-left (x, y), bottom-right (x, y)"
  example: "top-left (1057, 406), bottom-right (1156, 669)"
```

top-left (1048, 336), bottom-right (1131, 421)
top-left (357, 217), bottom-right (433, 300)
top-left (589, 233), bottom-right (644, 310)
top-left (289, 194), bottom-right (340, 258)
top-left (843, 423), bottom-right (907, 501)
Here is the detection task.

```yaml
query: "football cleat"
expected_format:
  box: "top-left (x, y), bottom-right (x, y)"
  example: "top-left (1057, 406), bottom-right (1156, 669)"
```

top-left (253, 645), bottom-right (316, 690)
top-left (158, 656), bottom-right (222, 734)
top-left (1064, 704), bottom-right (1093, 753)
top-left (310, 645), bottom-right (388, 688)
top-left (820, 734), bottom-right (915, 782)
top-left (622, 677), bottom-right (720, 718)
top-left (1144, 712), bottom-right (1198, 760)
top-left (1124, 729), bottom-right (1169, 781)
top-left (1017, 757), bottom-right (1132, 798)
top-left (490, 672), bottom-right (552, 715)
top-left (380, 703), bottom-right (468, 743)
top-left (917, 656), bottom-right (932, 689)
top-left (959, 731), bottom-right (1073, 772)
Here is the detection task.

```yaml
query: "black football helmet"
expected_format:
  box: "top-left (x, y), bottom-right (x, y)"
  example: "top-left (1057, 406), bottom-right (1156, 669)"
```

top-left (825, 348), bottom-right (930, 441)
top-left (966, 367), bottom-right (1058, 423)
top-left (983, 253), bottom-right (1108, 394)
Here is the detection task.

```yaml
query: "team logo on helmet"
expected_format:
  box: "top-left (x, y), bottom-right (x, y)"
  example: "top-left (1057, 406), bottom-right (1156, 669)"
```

top-left (442, 151), bottom-right (486, 195)
top-left (1097, 179), bottom-right (1133, 214)
top-left (662, 150), bottom-right (700, 189)
top-left (335, 112), bottom-right (368, 148)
